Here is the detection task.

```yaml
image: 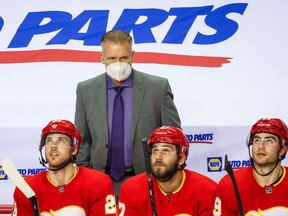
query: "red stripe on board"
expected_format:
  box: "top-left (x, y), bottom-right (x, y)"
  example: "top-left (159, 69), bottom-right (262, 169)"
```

top-left (0, 49), bottom-right (99, 63)
top-left (0, 204), bottom-right (13, 214)
top-left (189, 141), bottom-right (213, 144)
top-left (134, 52), bottom-right (231, 67)
top-left (0, 49), bottom-right (232, 67)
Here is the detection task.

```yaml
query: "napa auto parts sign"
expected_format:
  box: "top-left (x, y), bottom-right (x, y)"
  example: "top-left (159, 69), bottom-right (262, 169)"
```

top-left (0, 1), bottom-right (247, 67)
top-left (2, 0), bottom-right (288, 205)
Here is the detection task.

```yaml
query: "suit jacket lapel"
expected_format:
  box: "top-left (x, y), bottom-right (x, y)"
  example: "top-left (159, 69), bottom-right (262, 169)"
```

top-left (95, 74), bottom-right (108, 141)
top-left (132, 70), bottom-right (145, 141)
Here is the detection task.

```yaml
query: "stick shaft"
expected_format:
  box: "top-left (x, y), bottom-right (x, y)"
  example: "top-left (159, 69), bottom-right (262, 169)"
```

top-left (224, 155), bottom-right (244, 216)
top-left (142, 138), bottom-right (157, 216)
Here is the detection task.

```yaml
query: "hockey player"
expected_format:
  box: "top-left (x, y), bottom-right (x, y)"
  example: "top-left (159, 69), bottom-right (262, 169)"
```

top-left (12, 119), bottom-right (117, 216)
top-left (117, 126), bottom-right (217, 216)
top-left (213, 118), bottom-right (288, 215)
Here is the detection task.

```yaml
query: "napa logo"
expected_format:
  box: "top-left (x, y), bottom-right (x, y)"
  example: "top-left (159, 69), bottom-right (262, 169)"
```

top-left (207, 157), bottom-right (222, 172)
top-left (0, 166), bottom-right (8, 180)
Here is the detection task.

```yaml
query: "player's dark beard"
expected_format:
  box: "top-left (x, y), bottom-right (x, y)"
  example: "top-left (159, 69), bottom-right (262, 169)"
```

top-left (152, 159), bottom-right (179, 182)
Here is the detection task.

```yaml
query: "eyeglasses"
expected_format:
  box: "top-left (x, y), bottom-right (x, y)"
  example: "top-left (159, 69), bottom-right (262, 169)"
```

top-left (252, 137), bottom-right (277, 145)
top-left (151, 147), bottom-right (176, 156)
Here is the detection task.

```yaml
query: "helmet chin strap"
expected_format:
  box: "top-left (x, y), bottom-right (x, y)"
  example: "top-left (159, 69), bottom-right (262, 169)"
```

top-left (39, 149), bottom-right (73, 172)
top-left (248, 146), bottom-right (281, 177)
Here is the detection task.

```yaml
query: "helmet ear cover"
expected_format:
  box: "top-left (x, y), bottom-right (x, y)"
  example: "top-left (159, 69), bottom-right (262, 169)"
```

top-left (40, 120), bottom-right (82, 155)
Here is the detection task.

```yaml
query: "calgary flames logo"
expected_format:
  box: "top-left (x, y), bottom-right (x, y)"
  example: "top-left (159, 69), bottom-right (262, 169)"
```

top-left (41, 205), bottom-right (85, 216)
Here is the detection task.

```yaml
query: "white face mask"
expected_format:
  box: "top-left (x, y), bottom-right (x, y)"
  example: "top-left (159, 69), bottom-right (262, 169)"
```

top-left (106, 62), bottom-right (132, 82)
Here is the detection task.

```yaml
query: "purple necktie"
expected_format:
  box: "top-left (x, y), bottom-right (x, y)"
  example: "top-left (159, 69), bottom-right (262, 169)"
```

top-left (110, 86), bottom-right (125, 180)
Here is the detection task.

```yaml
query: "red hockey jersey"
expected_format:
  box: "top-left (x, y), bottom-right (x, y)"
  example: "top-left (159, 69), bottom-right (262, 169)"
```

top-left (213, 166), bottom-right (288, 215)
top-left (12, 166), bottom-right (116, 216)
top-left (118, 169), bottom-right (217, 216)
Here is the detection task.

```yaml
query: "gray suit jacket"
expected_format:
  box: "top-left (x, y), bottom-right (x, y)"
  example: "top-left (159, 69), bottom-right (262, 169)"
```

top-left (75, 69), bottom-right (181, 174)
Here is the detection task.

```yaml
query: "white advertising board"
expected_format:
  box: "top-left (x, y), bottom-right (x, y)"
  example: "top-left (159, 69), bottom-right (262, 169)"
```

top-left (1, 0), bottom-right (287, 204)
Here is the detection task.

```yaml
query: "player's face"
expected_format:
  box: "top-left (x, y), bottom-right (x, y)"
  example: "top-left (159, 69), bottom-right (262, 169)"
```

top-left (44, 133), bottom-right (73, 169)
top-left (150, 143), bottom-right (179, 181)
top-left (252, 133), bottom-right (284, 166)
top-left (101, 41), bottom-right (134, 67)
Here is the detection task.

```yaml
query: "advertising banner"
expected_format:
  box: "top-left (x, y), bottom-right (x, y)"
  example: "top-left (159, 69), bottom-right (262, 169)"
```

top-left (1, 0), bottom-right (287, 204)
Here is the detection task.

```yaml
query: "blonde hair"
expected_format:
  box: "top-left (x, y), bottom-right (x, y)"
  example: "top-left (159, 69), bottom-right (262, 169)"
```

top-left (101, 29), bottom-right (133, 45)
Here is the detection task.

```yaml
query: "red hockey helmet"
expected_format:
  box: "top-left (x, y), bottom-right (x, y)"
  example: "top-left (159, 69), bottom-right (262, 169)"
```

top-left (40, 120), bottom-right (82, 155)
top-left (247, 118), bottom-right (288, 147)
top-left (148, 126), bottom-right (189, 158)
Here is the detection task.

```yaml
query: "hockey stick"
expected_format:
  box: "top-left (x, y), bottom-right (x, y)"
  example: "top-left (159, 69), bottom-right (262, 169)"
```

top-left (224, 154), bottom-right (244, 216)
top-left (142, 138), bottom-right (157, 216)
top-left (2, 157), bottom-right (40, 216)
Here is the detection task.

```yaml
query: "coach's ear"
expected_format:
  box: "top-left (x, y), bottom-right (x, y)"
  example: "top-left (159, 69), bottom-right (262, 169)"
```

top-left (100, 52), bottom-right (105, 65)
